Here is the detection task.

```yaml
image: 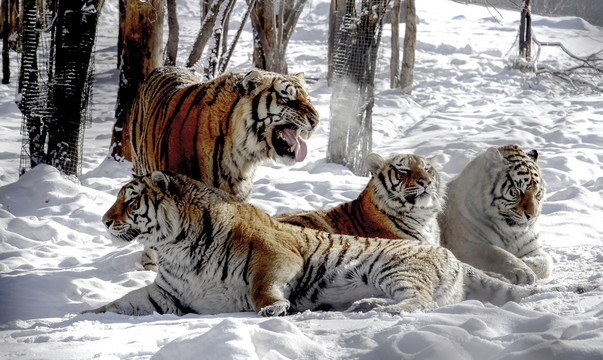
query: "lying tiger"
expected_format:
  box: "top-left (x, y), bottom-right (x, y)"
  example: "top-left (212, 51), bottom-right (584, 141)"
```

top-left (84, 172), bottom-right (590, 316)
top-left (440, 144), bottom-right (553, 285)
top-left (128, 66), bottom-right (319, 269)
top-left (275, 152), bottom-right (445, 245)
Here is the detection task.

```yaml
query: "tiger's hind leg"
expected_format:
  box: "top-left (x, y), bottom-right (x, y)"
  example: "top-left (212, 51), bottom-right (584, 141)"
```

top-left (142, 246), bottom-right (158, 271)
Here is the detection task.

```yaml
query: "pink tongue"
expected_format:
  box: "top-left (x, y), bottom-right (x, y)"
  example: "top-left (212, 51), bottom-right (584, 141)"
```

top-left (282, 128), bottom-right (308, 162)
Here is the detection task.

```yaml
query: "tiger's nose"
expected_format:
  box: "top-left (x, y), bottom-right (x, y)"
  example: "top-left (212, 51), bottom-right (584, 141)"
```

top-left (525, 212), bottom-right (533, 221)
top-left (417, 178), bottom-right (431, 188)
top-left (307, 115), bottom-right (319, 129)
top-left (103, 216), bottom-right (113, 229)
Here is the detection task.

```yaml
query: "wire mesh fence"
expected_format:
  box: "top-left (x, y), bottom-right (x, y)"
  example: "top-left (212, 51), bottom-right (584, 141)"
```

top-left (18, 0), bottom-right (95, 180)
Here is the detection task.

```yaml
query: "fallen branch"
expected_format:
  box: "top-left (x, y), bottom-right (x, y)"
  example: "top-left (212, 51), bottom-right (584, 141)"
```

top-left (532, 37), bottom-right (603, 91)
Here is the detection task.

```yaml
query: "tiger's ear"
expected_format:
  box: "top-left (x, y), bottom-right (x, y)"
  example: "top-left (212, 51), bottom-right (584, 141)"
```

top-left (527, 149), bottom-right (539, 162)
top-left (150, 171), bottom-right (171, 194)
top-left (365, 153), bottom-right (385, 174)
top-left (294, 72), bottom-right (306, 83)
top-left (241, 70), bottom-right (263, 94)
top-left (427, 156), bottom-right (438, 166)
top-left (484, 146), bottom-right (504, 164)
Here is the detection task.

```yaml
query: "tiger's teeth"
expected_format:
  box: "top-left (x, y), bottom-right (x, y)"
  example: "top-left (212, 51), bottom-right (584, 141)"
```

top-left (296, 129), bottom-right (301, 138)
top-left (290, 144), bottom-right (296, 152)
top-left (302, 130), bottom-right (313, 140)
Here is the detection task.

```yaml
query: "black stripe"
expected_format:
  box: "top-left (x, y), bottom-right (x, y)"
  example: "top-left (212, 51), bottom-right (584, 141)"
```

top-left (221, 243), bottom-right (232, 281)
top-left (242, 243), bottom-right (253, 285)
top-left (148, 296), bottom-right (164, 315)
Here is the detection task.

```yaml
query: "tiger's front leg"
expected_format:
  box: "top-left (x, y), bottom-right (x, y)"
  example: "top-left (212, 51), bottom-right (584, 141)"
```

top-left (521, 250), bottom-right (553, 279)
top-left (250, 253), bottom-right (302, 317)
top-left (81, 283), bottom-right (184, 316)
top-left (142, 246), bottom-right (158, 271)
top-left (450, 241), bottom-right (537, 285)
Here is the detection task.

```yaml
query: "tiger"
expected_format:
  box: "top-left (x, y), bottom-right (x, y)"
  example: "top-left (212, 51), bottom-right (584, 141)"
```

top-left (83, 172), bottom-right (589, 317)
top-left (128, 66), bottom-right (319, 270)
top-left (439, 144), bottom-right (553, 285)
top-left (274, 152), bottom-right (445, 245)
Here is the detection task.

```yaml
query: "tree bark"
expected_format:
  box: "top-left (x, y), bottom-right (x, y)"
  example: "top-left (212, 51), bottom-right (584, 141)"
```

top-left (219, 0), bottom-right (257, 73)
top-left (18, 0), bottom-right (104, 177)
top-left (187, 0), bottom-right (222, 68)
top-left (203, 0), bottom-right (236, 80)
top-left (110, 0), bottom-right (164, 161)
top-left (46, 0), bottom-right (104, 176)
top-left (400, 0), bottom-right (416, 94)
top-left (519, 0), bottom-right (532, 60)
top-left (249, 0), bottom-right (307, 74)
top-left (1, 0), bottom-right (10, 84)
top-left (164, 0), bottom-right (179, 66)
top-left (19, 0), bottom-right (44, 169)
top-left (117, 0), bottom-right (125, 68)
top-left (328, 0), bottom-right (387, 176)
top-left (390, 0), bottom-right (401, 88)
top-left (328, 0), bottom-right (346, 84)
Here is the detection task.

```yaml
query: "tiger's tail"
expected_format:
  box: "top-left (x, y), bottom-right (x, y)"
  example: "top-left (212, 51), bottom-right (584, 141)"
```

top-left (461, 263), bottom-right (597, 305)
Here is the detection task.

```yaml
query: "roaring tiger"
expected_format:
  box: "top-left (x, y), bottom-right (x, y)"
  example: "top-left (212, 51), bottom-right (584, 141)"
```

top-left (439, 144), bottom-right (553, 285)
top-left (83, 172), bottom-right (588, 317)
top-left (274, 152), bottom-right (445, 245)
top-left (128, 66), bottom-right (319, 269)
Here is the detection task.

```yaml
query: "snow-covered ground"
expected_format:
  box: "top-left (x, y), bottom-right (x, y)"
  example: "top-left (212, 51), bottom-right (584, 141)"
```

top-left (1, 0), bottom-right (603, 358)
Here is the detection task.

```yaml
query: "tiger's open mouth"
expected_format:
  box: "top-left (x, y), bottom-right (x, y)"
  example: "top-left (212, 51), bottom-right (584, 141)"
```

top-left (273, 126), bottom-right (312, 162)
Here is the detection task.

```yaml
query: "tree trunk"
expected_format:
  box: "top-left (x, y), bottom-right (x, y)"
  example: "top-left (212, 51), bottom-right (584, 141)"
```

top-left (519, 0), bottom-right (532, 60)
top-left (1, 0), bottom-right (10, 84)
top-left (328, 0), bottom-right (346, 84)
top-left (19, 0), bottom-right (44, 170)
top-left (117, 0), bottom-right (125, 69)
top-left (219, 0), bottom-right (257, 74)
top-left (110, 0), bottom-right (164, 161)
top-left (390, 0), bottom-right (401, 88)
top-left (400, 0), bottom-right (416, 94)
top-left (203, 0), bottom-right (236, 80)
top-left (164, 0), bottom-right (179, 66)
top-left (249, 0), bottom-right (307, 74)
top-left (46, 0), bottom-right (104, 176)
top-left (187, 0), bottom-right (222, 68)
top-left (328, 0), bottom-right (387, 176)
top-left (18, 0), bottom-right (103, 177)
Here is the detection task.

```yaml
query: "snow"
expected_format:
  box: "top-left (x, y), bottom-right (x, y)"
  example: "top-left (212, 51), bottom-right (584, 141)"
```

top-left (1, 0), bottom-right (603, 358)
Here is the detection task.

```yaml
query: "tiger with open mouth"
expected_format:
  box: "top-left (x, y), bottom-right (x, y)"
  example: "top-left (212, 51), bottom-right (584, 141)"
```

top-left (128, 66), bottom-right (320, 269)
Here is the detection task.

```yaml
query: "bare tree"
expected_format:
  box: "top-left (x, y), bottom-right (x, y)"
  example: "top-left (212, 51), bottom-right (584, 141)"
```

top-left (249, 0), bottom-right (307, 73)
top-left (519, 0), bottom-right (532, 61)
top-left (390, 0), bottom-right (401, 88)
top-left (110, 0), bottom-right (164, 161)
top-left (328, 0), bottom-right (389, 176)
top-left (19, 0), bottom-right (104, 177)
top-left (400, 0), bottom-right (416, 94)
top-left (328, 0), bottom-right (345, 84)
top-left (187, 0), bottom-right (222, 68)
top-left (188, 0), bottom-right (255, 78)
top-left (164, 0), bottom-right (179, 66)
top-left (203, 0), bottom-right (236, 80)
top-left (1, 0), bottom-right (19, 84)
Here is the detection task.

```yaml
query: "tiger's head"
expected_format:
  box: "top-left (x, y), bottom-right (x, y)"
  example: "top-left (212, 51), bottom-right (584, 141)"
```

top-left (102, 173), bottom-right (183, 245)
top-left (235, 71), bottom-right (320, 165)
top-left (365, 153), bottom-right (446, 215)
top-left (486, 145), bottom-right (545, 227)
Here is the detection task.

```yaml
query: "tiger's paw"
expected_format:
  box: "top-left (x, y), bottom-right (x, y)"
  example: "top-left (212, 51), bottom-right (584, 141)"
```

top-left (258, 301), bottom-right (290, 317)
top-left (81, 306), bottom-right (107, 315)
top-left (504, 266), bottom-right (537, 285)
top-left (346, 298), bottom-right (392, 313)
